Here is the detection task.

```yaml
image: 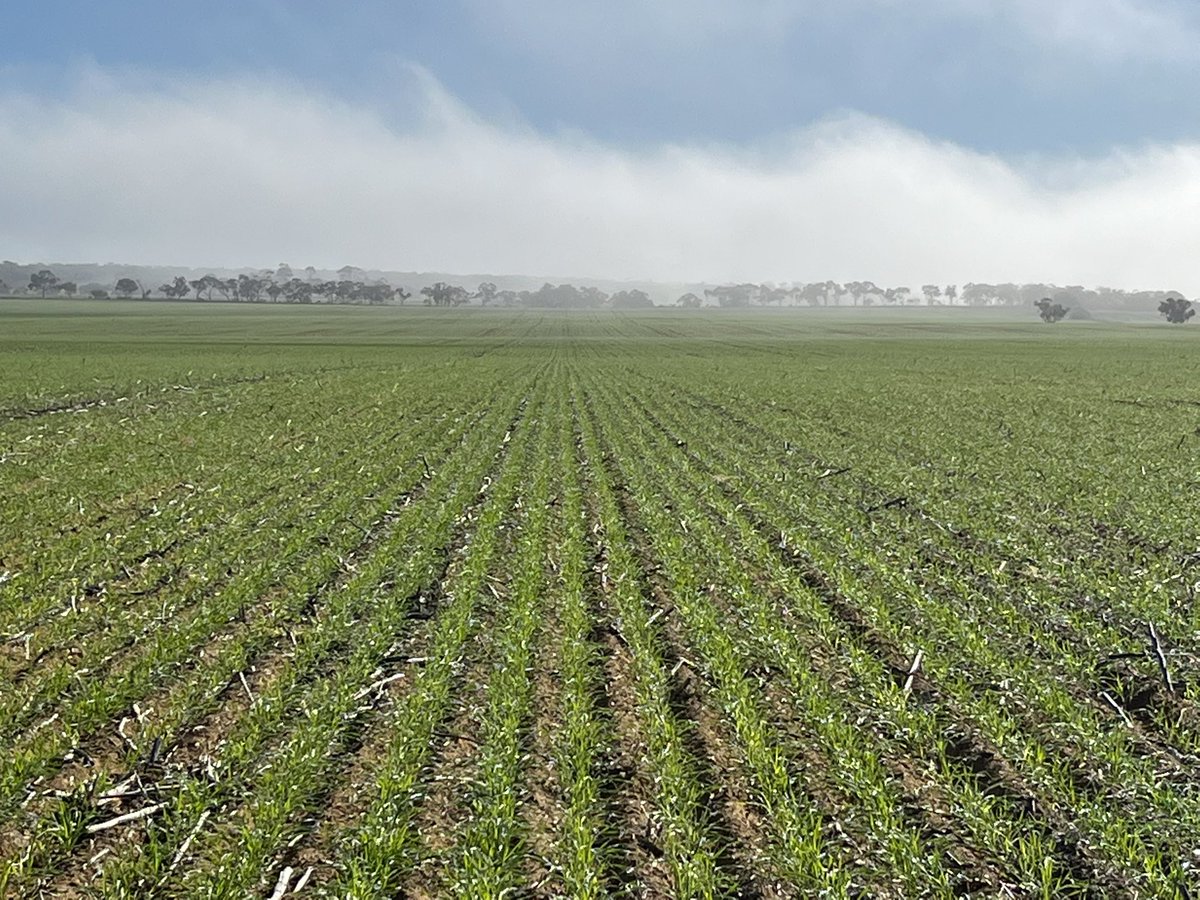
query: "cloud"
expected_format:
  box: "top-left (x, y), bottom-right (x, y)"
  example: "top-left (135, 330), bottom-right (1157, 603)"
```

top-left (1, 70), bottom-right (1199, 293)
top-left (440, 1), bottom-right (1200, 157)
top-left (1020, 0), bottom-right (1199, 58)
top-left (469, 0), bottom-right (1200, 61)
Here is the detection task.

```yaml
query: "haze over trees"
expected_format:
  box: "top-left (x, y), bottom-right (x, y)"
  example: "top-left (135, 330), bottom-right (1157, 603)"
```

top-left (475, 282), bottom-right (497, 307)
top-left (420, 282), bottom-right (471, 307)
top-left (0, 260), bottom-right (1197, 317)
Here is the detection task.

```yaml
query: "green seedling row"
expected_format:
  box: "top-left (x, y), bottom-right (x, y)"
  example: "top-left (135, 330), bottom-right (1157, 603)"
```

top-left (3, 306), bottom-right (1198, 897)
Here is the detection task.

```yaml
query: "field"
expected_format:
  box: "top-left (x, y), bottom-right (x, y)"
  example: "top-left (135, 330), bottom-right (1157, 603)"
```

top-left (2, 299), bottom-right (1200, 898)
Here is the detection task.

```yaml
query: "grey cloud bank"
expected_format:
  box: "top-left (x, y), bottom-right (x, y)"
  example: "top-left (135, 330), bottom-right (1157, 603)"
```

top-left (2, 72), bottom-right (1199, 294)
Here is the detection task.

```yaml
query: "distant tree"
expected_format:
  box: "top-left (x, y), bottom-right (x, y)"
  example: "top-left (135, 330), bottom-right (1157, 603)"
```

top-left (58, 281), bottom-right (77, 297)
top-left (337, 265), bottom-right (363, 281)
top-left (113, 277), bottom-right (139, 298)
top-left (160, 275), bottom-right (190, 299)
top-left (676, 292), bottom-right (703, 308)
top-left (187, 274), bottom-right (221, 301)
top-left (304, 265), bottom-right (317, 282)
top-left (844, 280), bottom-right (883, 307)
top-left (944, 284), bottom-right (958, 304)
top-left (284, 278), bottom-right (315, 304)
top-left (395, 286), bottom-right (411, 306)
top-left (1158, 295), bottom-right (1195, 324)
top-left (580, 286), bottom-right (608, 307)
top-left (521, 283), bottom-right (610, 308)
top-left (703, 286), bottom-right (728, 307)
top-left (528, 283), bottom-right (576, 308)
top-left (334, 280), bottom-right (360, 302)
top-left (0, 279), bottom-right (9, 295)
top-left (275, 263), bottom-right (293, 281)
top-left (704, 284), bottom-right (753, 307)
top-left (989, 283), bottom-right (1023, 306)
top-left (798, 282), bottom-right (831, 307)
top-left (238, 274), bottom-right (266, 302)
top-left (761, 286), bottom-right (793, 306)
top-left (475, 282), bottom-right (497, 307)
top-left (962, 283), bottom-right (995, 306)
top-left (29, 269), bottom-right (58, 297)
top-left (863, 281), bottom-right (885, 306)
top-left (203, 275), bottom-right (223, 300)
top-left (922, 284), bottom-right (941, 304)
top-left (357, 283), bottom-right (393, 305)
top-left (420, 281), bottom-right (468, 307)
top-left (213, 278), bottom-right (238, 301)
top-left (266, 282), bottom-right (283, 302)
top-left (1034, 297), bottom-right (1069, 323)
top-left (89, 289), bottom-right (110, 299)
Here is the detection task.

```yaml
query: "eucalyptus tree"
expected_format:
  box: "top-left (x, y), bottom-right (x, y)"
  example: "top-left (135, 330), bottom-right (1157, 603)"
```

top-left (1158, 295), bottom-right (1195, 324)
top-left (28, 269), bottom-right (58, 297)
top-left (1034, 297), bottom-right (1069, 323)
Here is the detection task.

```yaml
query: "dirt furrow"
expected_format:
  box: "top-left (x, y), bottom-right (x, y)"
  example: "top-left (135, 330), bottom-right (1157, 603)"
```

top-left (582, 400), bottom-right (767, 898)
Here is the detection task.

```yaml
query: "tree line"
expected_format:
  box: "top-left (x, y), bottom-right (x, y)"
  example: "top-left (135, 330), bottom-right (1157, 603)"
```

top-left (21, 268), bottom-right (403, 305)
top-left (6, 267), bottom-right (656, 309)
top-left (1, 266), bottom-right (1194, 321)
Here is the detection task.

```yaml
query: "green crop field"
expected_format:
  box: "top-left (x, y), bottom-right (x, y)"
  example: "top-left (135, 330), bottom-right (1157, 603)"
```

top-left (2, 299), bottom-right (1199, 898)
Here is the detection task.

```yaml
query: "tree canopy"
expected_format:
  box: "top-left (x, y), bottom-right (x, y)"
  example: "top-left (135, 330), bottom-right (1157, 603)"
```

top-left (1035, 298), bottom-right (1069, 323)
top-left (1158, 296), bottom-right (1195, 324)
top-left (28, 269), bottom-right (58, 297)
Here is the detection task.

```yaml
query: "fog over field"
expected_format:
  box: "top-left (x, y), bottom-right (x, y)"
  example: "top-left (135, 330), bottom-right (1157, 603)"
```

top-left (3, 0), bottom-right (1200, 293)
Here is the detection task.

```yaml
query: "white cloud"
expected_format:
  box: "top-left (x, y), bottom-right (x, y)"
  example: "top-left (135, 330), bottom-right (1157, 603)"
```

top-left (950, 0), bottom-right (1200, 59)
top-left (2, 71), bottom-right (1199, 293)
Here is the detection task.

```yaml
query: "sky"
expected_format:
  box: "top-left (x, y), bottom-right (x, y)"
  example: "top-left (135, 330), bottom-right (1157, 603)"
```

top-left (2, 1), bottom-right (1199, 291)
